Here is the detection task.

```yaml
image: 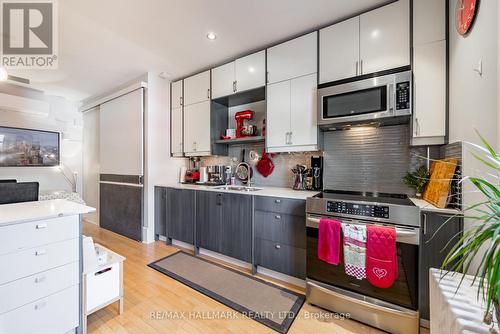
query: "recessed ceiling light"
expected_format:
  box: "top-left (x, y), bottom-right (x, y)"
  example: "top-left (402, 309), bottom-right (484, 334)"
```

top-left (206, 32), bottom-right (217, 41)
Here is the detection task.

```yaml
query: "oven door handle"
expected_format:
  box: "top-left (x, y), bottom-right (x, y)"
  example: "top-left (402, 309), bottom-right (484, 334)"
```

top-left (306, 216), bottom-right (419, 245)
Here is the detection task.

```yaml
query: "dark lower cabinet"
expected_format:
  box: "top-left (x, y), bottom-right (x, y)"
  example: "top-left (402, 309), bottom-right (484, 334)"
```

top-left (419, 211), bottom-right (463, 321)
top-left (154, 186), bottom-right (167, 238)
top-left (196, 191), bottom-right (252, 262)
top-left (166, 188), bottom-right (195, 244)
top-left (254, 196), bottom-right (306, 279)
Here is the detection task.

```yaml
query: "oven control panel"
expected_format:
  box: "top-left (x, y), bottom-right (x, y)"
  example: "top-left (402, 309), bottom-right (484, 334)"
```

top-left (326, 201), bottom-right (389, 219)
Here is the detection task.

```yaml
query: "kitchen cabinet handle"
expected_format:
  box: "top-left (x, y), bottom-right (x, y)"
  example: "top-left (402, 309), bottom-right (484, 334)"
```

top-left (216, 193), bottom-right (223, 206)
top-left (275, 215), bottom-right (281, 220)
top-left (360, 60), bottom-right (363, 74)
top-left (423, 213), bottom-right (427, 235)
top-left (266, 71), bottom-right (270, 84)
top-left (35, 275), bottom-right (46, 284)
top-left (35, 249), bottom-right (47, 256)
top-left (207, 88), bottom-right (210, 99)
top-left (275, 199), bottom-right (281, 204)
top-left (415, 118), bottom-right (420, 136)
top-left (180, 96), bottom-right (183, 106)
top-left (34, 301), bottom-right (47, 310)
top-left (355, 61), bottom-right (359, 76)
top-left (234, 80), bottom-right (238, 92)
top-left (35, 223), bottom-right (47, 229)
top-left (232, 81), bottom-right (236, 93)
top-left (289, 132), bottom-right (293, 145)
top-left (275, 244), bottom-right (281, 249)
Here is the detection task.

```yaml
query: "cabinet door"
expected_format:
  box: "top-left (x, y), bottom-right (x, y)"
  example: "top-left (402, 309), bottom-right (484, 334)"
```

top-left (167, 188), bottom-right (195, 244)
top-left (319, 17), bottom-right (360, 83)
top-left (413, 40), bottom-right (446, 139)
top-left (220, 193), bottom-right (252, 262)
top-left (183, 101), bottom-right (211, 155)
top-left (171, 107), bottom-right (183, 156)
top-left (235, 50), bottom-right (266, 93)
top-left (290, 73), bottom-right (318, 147)
top-left (196, 191), bottom-right (222, 252)
top-left (184, 70), bottom-right (210, 105)
top-left (359, 0), bottom-right (410, 75)
top-left (420, 212), bottom-right (462, 321)
top-left (413, 0), bottom-right (445, 45)
top-left (211, 62), bottom-right (235, 99)
top-left (171, 80), bottom-right (183, 109)
top-left (267, 32), bottom-right (317, 83)
top-left (266, 80), bottom-right (291, 150)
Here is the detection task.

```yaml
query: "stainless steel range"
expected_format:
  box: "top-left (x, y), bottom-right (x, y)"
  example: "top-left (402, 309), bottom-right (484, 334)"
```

top-left (305, 190), bottom-right (420, 334)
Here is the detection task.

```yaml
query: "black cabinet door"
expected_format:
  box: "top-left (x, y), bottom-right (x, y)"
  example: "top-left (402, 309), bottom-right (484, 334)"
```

top-left (166, 188), bottom-right (195, 244)
top-left (220, 193), bottom-right (253, 262)
top-left (419, 211), bottom-right (463, 321)
top-left (154, 186), bottom-right (167, 238)
top-left (196, 191), bottom-right (223, 252)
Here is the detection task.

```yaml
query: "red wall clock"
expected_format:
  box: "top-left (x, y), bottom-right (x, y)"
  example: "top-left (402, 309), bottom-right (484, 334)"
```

top-left (456, 0), bottom-right (479, 35)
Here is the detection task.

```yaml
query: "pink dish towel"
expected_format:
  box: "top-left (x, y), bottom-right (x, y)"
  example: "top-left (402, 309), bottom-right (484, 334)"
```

top-left (318, 218), bottom-right (342, 265)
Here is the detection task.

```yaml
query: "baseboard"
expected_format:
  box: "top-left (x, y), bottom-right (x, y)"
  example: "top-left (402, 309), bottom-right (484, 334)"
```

top-left (256, 266), bottom-right (306, 289)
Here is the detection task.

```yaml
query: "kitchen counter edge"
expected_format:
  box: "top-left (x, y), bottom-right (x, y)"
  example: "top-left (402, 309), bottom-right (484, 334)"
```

top-left (410, 198), bottom-right (462, 215)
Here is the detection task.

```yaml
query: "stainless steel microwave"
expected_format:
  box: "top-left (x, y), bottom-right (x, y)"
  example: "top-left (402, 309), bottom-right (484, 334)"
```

top-left (317, 70), bottom-right (412, 127)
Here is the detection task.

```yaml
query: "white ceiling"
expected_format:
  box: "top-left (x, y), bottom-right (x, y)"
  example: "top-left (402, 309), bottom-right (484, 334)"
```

top-left (7, 0), bottom-right (391, 101)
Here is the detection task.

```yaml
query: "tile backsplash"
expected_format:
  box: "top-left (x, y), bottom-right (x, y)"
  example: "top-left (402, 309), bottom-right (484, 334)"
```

top-left (201, 143), bottom-right (313, 188)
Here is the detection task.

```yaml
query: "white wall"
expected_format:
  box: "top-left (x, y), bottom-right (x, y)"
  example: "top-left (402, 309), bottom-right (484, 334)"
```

top-left (82, 107), bottom-right (100, 225)
top-left (0, 84), bottom-right (82, 194)
top-left (448, 0), bottom-right (499, 272)
top-left (143, 72), bottom-right (188, 243)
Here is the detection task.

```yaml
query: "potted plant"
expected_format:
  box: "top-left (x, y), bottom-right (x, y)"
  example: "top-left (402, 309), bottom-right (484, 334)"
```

top-left (440, 133), bottom-right (499, 328)
top-left (403, 165), bottom-right (430, 198)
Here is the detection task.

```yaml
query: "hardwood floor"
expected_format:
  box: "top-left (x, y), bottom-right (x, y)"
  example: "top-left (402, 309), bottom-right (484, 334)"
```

top-left (84, 222), bottom-right (428, 334)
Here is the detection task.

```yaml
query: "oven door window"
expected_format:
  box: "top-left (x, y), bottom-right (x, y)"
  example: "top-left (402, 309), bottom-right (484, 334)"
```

top-left (323, 86), bottom-right (388, 119)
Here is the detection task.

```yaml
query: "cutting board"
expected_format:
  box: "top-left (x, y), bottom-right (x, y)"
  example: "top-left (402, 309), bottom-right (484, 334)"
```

top-left (423, 158), bottom-right (458, 209)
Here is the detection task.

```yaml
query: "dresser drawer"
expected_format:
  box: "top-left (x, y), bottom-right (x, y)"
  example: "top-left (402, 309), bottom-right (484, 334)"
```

top-left (0, 238), bottom-right (79, 285)
top-left (254, 196), bottom-right (305, 216)
top-left (0, 216), bottom-right (79, 256)
top-left (255, 238), bottom-right (306, 279)
top-left (0, 285), bottom-right (79, 334)
top-left (255, 211), bottom-right (306, 248)
top-left (0, 262), bottom-right (79, 314)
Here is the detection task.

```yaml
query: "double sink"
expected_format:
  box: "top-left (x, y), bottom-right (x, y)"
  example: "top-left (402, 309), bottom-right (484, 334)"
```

top-left (213, 185), bottom-right (262, 192)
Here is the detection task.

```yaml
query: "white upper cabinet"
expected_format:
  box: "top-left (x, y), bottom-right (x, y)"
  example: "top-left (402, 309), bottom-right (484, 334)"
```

top-left (235, 50), bottom-right (266, 93)
top-left (266, 80), bottom-right (291, 149)
top-left (183, 101), bottom-right (211, 156)
top-left (289, 73), bottom-right (317, 147)
top-left (171, 106), bottom-right (183, 156)
top-left (184, 70), bottom-right (210, 105)
top-left (413, 40), bottom-right (446, 140)
top-left (413, 0), bottom-right (445, 45)
top-left (211, 51), bottom-right (265, 99)
top-left (359, 0), bottom-right (410, 75)
top-left (171, 80), bottom-right (183, 109)
top-left (267, 32), bottom-right (317, 84)
top-left (320, 17), bottom-right (360, 84)
top-left (211, 62), bottom-right (235, 99)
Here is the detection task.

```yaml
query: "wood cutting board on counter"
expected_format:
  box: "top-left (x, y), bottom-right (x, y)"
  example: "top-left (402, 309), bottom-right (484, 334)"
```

top-left (423, 158), bottom-right (458, 209)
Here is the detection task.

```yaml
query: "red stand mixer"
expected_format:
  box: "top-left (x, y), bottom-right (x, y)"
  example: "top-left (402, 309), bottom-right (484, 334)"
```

top-left (235, 110), bottom-right (254, 138)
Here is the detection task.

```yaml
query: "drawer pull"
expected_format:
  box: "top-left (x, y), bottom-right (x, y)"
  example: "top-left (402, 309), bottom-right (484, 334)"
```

top-left (35, 276), bottom-right (46, 284)
top-left (275, 244), bottom-right (281, 249)
top-left (35, 249), bottom-right (47, 256)
top-left (95, 267), bottom-right (113, 276)
top-left (274, 215), bottom-right (281, 220)
top-left (35, 223), bottom-right (47, 229)
top-left (34, 301), bottom-right (46, 310)
top-left (275, 199), bottom-right (281, 204)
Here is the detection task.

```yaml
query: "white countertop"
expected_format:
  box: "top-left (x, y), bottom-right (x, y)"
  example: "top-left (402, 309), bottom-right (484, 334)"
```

top-left (410, 198), bottom-right (462, 215)
top-left (156, 183), bottom-right (319, 200)
top-left (0, 199), bottom-right (96, 226)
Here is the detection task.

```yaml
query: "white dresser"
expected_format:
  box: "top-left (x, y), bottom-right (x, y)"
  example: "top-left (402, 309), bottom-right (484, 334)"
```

top-left (0, 200), bottom-right (95, 334)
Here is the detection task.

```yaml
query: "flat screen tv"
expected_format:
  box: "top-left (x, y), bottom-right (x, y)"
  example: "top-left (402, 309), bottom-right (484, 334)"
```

top-left (0, 126), bottom-right (60, 167)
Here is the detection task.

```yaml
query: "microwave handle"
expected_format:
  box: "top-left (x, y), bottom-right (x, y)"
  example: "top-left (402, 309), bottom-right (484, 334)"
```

top-left (388, 83), bottom-right (395, 112)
